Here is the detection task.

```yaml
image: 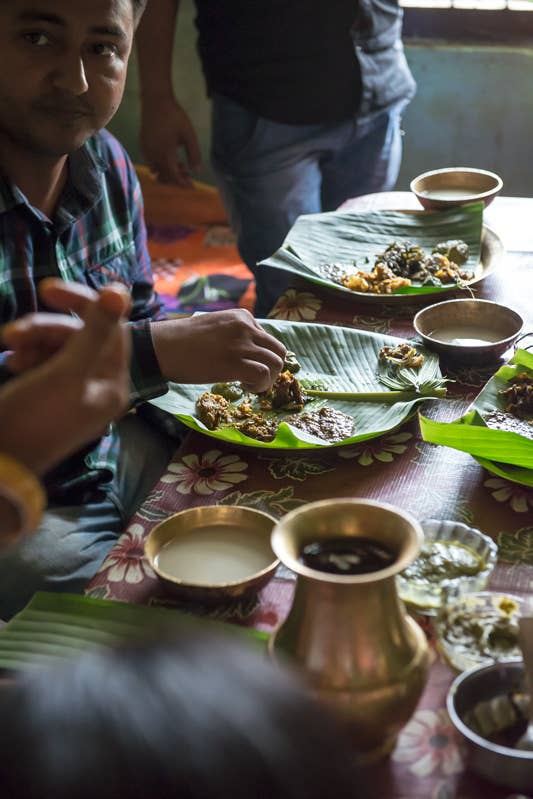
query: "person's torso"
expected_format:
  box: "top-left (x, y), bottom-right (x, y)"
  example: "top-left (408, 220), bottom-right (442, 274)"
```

top-left (194, 0), bottom-right (362, 124)
top-left (0, 132), bottom-right (139, 323)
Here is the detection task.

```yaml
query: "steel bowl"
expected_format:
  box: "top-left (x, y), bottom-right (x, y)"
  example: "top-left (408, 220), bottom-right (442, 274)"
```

top-left (145, 505), bottom-right (278, 602)
top-left (414, 298), bottom-right (523, 365)
top-left (447, 660), bottom-right (533, 792)
top-left (411, 167), bottom-right (503, 210)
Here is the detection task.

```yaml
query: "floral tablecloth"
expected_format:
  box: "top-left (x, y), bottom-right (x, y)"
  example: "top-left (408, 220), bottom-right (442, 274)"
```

top-left (87, 194), bottom-right (533, 799)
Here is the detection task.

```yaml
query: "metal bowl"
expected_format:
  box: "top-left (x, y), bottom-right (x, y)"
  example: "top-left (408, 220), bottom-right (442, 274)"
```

top-left (414, 298), bottom-right (523, 365)
top-left (447, 660), bottom-right (533, 792)
top-left (145, 505), bottom-right (278, 602)
top-left (436, 591), bottom-right (533, 673)
top-left (410, 167), bottom-right (503, 211)
top-left (397, 519), bottom-right (498, 616)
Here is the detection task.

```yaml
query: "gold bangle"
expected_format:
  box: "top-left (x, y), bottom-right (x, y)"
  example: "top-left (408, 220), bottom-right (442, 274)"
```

top-left (0, 454), bottom-right (46, 536)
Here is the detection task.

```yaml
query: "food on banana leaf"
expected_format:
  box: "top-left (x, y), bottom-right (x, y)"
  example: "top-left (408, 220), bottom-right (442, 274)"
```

top-left (193, 337), bottom-right (440, 445)
top-left (195, 392), bottom-right (229, 430)
top-left (334, 238), bottom-right (472, 295)
top-left (422, 252), bottom-right (471, 284)
top-left (483, 372), bottom-right (533, 440)
top-left (432, 239), bottom-right (469, 265)
top-left (210, 381), bottom-right (245, 402)
top-left (341, 263), bottom-right (411, 294)
top-left (483, 409), bottom-right (533, 440)
top-left (375, 241), bottom-right (426, 278)
top-left (283, 350), bottom-right (301, 373)
top-left (284, 406), bottom-right (355, 443)
top-left (379, 343), bottom-right (424, 370)
top-left (235, 414), bottom-right (278, 443)
top-left (499, 372), bottom-right (533, 420)
top-left (259, 370), bottom-right (306, 411)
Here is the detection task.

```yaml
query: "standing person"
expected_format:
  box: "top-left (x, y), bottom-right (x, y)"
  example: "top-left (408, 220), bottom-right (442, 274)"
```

top-left (0, 0), bottom-right (286, 618)
top-left (137, 0), bottom-right (416, 316)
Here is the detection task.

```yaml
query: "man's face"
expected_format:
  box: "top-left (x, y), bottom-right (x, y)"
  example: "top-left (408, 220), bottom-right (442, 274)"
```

top-left (0, 0), bottom-right (135, 158)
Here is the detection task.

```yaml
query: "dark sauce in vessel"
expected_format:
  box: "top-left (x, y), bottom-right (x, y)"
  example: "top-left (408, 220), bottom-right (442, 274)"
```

top-left (300, 537), bottom-right (396, 575)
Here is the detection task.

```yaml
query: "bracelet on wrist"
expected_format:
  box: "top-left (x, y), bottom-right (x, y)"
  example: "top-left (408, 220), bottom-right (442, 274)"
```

top-left (0, 453), bottom-right (46, 537)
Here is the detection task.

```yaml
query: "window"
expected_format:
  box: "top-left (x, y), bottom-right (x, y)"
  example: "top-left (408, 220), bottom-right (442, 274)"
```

top-left (402, 0), bottom-right (533, 42)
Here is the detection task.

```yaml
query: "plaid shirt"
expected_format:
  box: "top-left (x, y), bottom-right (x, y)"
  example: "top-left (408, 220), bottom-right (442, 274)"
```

top-left (0, 129), bottom-right (169, 496)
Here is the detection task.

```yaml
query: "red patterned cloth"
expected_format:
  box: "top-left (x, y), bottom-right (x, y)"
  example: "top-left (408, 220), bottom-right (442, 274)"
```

top-left (87, 194), bottom-right (533, 799)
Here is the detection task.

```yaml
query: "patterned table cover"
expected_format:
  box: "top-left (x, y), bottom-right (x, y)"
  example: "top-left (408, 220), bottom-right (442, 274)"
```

top-left (86, 194), bottom-right (533, 799)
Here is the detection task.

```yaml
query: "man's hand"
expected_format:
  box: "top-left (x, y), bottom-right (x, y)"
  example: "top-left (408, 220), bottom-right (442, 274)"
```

top-left (140, 97), bottom-right (201, 187)
top-left (151, 309), bottom-right (287, 393)
top-left (0, 279), bottom-right (131, 476)
top-left (3, 279), bottom-right (130, 374)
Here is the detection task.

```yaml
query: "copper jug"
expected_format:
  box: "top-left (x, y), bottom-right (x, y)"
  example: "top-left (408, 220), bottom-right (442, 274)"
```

top-left (269, 498), bottom-right (430, 763)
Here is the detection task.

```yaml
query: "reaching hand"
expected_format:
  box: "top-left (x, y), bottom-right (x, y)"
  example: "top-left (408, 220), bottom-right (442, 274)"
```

top-left (0, 279), bottom-right (131, 476)
top-left (151, 309), bottom-right (287, 394)
top-left (140, 97), bottom-right (201, 187)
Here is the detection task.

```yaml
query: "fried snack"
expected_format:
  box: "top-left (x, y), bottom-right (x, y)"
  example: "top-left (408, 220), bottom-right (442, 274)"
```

top-left (259, 370), bottom-right (306, 411)
top-left (499, 372), bottom-right (533, 420)
top-left (236, 414), bottom-right (278, 442)
top-left (195, 392), bottom-right (229, 430)
top-left (341, 263), bottom-right (411, 294)
top-left (375, 241), bottom-right (426, 278)
top-left (432, 239), bottom-right (469, 266)
top-left (422, 253), bottom-right (472, 284)
top-left (379, 343), bottom-right (425, 369)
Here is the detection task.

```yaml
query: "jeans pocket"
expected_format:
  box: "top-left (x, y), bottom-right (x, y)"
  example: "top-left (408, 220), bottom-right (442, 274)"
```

top-left (356, 41), bottom-right (416, 115)
top-left (211, 93), bottom-right (266, 166)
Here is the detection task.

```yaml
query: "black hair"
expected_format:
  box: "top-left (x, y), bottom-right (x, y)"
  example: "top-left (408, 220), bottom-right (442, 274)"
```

top-left (0, 630), bottom-right (361, 799)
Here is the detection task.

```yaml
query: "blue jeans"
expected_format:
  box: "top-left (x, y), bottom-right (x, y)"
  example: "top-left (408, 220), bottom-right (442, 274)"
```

top-left (0, 414), bottom-right (176, 619)
top-left (211, 94), bottom-right (407, 316)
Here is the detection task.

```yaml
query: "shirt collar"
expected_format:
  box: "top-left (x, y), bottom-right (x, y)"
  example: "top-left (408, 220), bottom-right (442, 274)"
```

top-left (0, 135), bottom-right (110, 228)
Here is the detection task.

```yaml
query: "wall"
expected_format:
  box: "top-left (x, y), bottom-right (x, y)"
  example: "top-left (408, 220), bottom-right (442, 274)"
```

top-left (110, 1), bottom-right (533, 196)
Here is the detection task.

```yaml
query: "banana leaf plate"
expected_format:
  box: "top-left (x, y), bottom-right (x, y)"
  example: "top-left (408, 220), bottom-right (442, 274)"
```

top-left (0, 593), bottom-right (267, 674)
top-left (420, 349), bottom-right (533, 486)
top-left (150, 320), bottom-right (444, 450)
top-left (259, 203), bottom-right (503, 305)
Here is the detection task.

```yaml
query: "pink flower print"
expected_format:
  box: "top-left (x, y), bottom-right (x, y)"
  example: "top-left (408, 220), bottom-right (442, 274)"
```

top-left (339, 432), bottom-right (412, 466)
top-left (392, 709), bottom-right (463, 777)
top-left (101, 523), bottom-right (155, 584)
top-left (160, 450), bottom-right (248, 495)
top-left (269, 289), bottom-right (322, 321)
top-left (485, 477), bottom-right (533, 513)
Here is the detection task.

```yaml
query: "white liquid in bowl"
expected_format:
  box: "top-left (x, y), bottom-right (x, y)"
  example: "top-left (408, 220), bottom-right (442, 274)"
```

top-left (155, 525), bottom-right (274, 584)
top-left (429, 325), bottom-right (503, 347)
top-left (421, 188), bottom-right (483, 201)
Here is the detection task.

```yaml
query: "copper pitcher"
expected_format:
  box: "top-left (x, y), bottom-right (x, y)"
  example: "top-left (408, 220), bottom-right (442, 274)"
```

top-left (269, 498), bottom-right (430, 763)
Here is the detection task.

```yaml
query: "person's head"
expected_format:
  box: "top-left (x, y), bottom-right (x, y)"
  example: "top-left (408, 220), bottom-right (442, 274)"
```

top-left (0, 0), bottom-right (146, 160)
top-left (0, 630), bottom-right (359, 799)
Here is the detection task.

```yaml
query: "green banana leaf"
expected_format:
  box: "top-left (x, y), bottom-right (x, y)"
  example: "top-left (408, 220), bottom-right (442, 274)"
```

top-left (259, 203), bottom-right (486, 299)
top-left (0, 593), bottom-right (268, 673)
top-left (150, 320), bottom-right (443, 450)
top-left (420, 349), bottom-right (533, 486)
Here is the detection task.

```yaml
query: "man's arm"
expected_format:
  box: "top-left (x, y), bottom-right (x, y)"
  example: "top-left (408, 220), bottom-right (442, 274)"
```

top-left (136, 0), bottom-right (201, 185)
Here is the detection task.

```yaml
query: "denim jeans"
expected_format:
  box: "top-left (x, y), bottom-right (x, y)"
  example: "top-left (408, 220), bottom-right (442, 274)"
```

top-left (0, 414), bottom-right (176, 620)
top-left (211, 94), bottom-right (408, 316)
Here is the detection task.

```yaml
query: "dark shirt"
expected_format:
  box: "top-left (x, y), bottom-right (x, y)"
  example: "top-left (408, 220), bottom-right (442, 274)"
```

top-left (194, 0), bottom-right (362, 125)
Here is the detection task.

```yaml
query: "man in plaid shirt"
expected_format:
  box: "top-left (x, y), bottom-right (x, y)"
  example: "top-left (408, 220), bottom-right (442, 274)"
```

top-left (0, 0), bottom-right (285, 618)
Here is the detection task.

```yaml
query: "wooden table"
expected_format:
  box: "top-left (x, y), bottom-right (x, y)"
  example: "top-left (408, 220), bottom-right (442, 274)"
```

top-left (87, 193), bottom-right (533, 799)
